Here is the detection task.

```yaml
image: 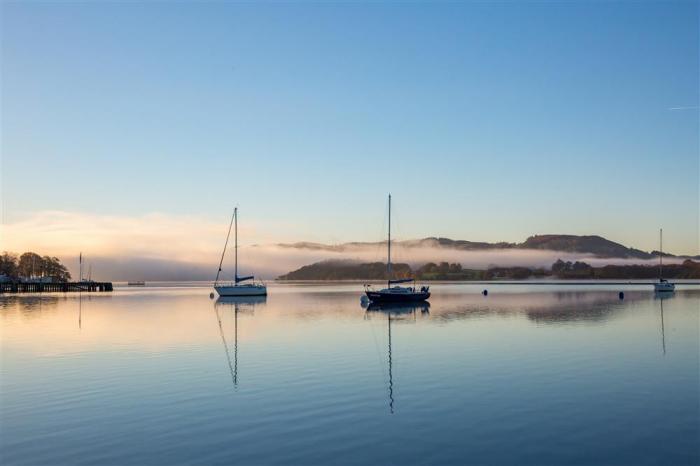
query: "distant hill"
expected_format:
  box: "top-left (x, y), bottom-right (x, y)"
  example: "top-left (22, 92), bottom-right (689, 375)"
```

top-left (277, 259), bottom-right (700, 281)
top-left (517, 235), bottom-right (652, 259)
top-left (277, 234), bottom-right (674, 259)
top-left (277, 260), bottom-right (412, 281)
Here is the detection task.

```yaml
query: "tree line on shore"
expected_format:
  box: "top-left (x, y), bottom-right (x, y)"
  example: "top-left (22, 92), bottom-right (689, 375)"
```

top-left (0, 252), bottom-right (72, 282)
top-left (278, 258), bottom-right (700, 280)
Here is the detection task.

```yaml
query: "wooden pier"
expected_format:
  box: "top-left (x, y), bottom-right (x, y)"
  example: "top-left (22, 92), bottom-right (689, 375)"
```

top-left (0, 281), bottom-right (113, 293)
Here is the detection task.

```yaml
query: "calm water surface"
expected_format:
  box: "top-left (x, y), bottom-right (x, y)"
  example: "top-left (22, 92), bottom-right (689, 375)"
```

top-left (1, 284), bottom-right (698, 465)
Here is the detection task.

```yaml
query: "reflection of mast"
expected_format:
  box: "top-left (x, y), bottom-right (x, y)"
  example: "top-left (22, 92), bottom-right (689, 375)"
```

top-left (78, 293), bottom-right (82, 330)
top-left (387, 313), bottom-right (394, 414)
top-left (234, 303), bottom-right (238, 384)
top-left (659, 298), bottom-right (666, 356)
top-left (215, 305), bottom-right (237, 388)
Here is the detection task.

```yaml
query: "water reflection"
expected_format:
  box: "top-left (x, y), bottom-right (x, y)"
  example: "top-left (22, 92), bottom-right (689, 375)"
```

top-left (213, 296), bottom-right (267, 388)
top-left (365, 301), bottom-right (430, 316)
top-left (427, 291), bottom-right (650, 324)
top-left (363, 302), bottom-right (429, 414)
top-left (654, 292), bottom-right (675, 356)
top-left (0, 295), bottom-right (61, 312)
top-left (1, 286), bottom-right (698, 465)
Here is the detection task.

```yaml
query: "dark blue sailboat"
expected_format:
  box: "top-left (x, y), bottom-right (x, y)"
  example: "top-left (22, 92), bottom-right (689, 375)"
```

top-left (364, 195), bottom-right (430, 303)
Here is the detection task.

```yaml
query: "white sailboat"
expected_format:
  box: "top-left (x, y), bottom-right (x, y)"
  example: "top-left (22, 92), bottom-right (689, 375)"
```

top-left (654, 228), bottom-right (675, 293)
top-left (214, 208), bottom-right (267, 297)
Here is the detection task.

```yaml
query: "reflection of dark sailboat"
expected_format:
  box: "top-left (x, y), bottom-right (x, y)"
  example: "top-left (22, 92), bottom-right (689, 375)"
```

top-left (365, 303), bottom-right (427, 413)
top-left (366, 301), bottom-right (430, 315)
top-left (213, 296), bottom-right (266, 388)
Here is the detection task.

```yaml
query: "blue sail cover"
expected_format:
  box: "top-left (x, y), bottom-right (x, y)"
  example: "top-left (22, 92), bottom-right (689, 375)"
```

top-left (389, 278), bottom-right (414, 284)
top-left (235, 275), bottom-right (254, 283)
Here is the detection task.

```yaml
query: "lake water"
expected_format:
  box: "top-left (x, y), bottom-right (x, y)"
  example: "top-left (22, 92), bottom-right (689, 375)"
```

top-left (1, 283), bottom-right (698, 465)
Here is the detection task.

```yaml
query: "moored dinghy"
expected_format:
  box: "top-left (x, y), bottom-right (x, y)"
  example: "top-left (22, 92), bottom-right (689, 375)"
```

top-left (214, 208), bottom-right (267, 297)
top-left (364, 195), bottom-right (430, 303)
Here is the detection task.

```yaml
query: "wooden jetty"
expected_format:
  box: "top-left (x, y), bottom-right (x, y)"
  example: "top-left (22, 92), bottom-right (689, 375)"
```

top-left (0, 281), bottom-right (113, 293)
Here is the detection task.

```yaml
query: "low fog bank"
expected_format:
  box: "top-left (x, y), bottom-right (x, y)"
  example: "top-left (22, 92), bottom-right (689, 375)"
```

top-left (61, 244), bottom-right (688, 282)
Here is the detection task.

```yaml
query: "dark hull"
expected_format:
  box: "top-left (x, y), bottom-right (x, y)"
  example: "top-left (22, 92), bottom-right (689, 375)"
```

top-left (365, 291), bottom-right (430, 303)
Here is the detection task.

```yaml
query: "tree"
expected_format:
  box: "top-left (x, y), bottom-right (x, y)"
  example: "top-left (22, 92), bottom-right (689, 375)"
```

top-left (42, 256), bottom-right (71, 282)
top-left (15, 252), bottom-right (71, 282)
top-left (18, 252), bottom-right (43, 279)
top-left (0, 252), bottom-right (19, 279)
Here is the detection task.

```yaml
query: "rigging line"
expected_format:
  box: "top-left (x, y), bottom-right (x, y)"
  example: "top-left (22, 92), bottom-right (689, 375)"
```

top-left (215, 209), bottom-right (236, 286)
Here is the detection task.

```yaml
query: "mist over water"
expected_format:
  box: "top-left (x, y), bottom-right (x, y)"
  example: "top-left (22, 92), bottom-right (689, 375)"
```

top-left (65, 245), bottom-right (686, 282)
top-left (2, 210), bottom-right (690, 281)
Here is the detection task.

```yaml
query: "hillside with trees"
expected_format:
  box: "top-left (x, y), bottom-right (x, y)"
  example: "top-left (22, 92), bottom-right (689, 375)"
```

top-left (278, 259), bottom-right (700, 281)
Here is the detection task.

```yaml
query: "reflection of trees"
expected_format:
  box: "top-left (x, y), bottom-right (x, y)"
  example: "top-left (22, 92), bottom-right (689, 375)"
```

top-left (0, 295), bottom-right (62, 314)
top-left (425, 291), bottom-right (653, 324)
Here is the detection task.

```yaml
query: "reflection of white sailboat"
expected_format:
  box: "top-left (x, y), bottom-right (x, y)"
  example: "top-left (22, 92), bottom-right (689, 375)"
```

top-left (654, 229), bottom-right (675, 293)
top-left (654, 293), bottom-right (673, 355)
top-left (214, 303), bottom-right (238, 388)
top-left (214, 208), bottom-right (267, 297)
top-left (213, 296), bottom-right (265, 388)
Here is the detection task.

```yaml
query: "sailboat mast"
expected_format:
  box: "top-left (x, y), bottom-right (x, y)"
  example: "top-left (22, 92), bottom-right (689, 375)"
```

top-left (387, 194), bottom-right (392, 282)
top-left (234, 207), bottom-right (238, 282)
top-left (659, 228), bottom-right (663, 279)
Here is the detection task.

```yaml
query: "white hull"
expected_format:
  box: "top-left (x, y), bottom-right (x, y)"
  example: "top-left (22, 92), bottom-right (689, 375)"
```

top-left (654, 282), bottom-right (675, 293)
top-left (215, 284), bottom-right (267, 296)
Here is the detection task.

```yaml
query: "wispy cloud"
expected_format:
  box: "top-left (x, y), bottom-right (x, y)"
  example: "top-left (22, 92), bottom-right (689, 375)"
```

top-left (668, 106), bottom-right (699, 111)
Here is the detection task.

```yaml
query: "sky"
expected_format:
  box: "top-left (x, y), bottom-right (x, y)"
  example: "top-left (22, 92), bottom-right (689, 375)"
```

top-left (1, 1), bottom-right (698, 276)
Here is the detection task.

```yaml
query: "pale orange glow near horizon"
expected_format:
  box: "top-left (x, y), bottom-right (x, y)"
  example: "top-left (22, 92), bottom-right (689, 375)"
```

top-left (0, 210), bottom-right (692, 281)
top-left (0, 210), bottom-right (260, 261)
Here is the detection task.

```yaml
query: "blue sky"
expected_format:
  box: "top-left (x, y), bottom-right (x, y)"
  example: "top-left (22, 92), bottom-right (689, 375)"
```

top-left (1, 1), bottom-right (698, 255)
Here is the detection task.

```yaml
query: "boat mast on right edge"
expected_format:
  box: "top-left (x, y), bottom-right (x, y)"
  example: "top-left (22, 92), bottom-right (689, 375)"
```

top-left (364, 194), bottom-right (430, 303)
top-left (654, 228), bottom-right (675, 293)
